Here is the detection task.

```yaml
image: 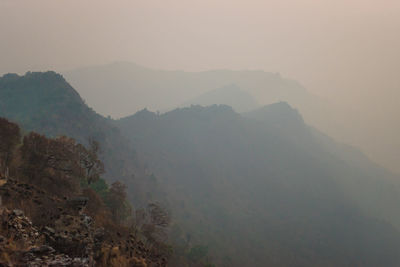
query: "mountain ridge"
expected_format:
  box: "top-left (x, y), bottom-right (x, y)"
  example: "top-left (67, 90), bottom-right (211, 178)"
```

top-left (62, 61), bottom-right (308, 118)
top-left (180, 84), bottom-right (258, 113)
top-left (2, 71), bottom-right (400, 266)
top-left (116, 101), bottom-right (400, 267)
top-left (0, 72), bottom-right (163, 209)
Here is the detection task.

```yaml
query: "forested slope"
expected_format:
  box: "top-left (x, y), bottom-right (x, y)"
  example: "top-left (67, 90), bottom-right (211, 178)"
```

top-left (117, 103), bottom-right (400, 266)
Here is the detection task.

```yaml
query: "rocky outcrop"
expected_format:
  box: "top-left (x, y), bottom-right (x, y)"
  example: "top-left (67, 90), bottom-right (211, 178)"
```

top-left (0, 208), bottom-right (89, 266)
top-left (0, 178), bottom-right (167, 266)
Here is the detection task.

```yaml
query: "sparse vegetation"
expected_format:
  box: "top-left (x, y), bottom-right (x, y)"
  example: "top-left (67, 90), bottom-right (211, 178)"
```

top-left (0, 117), bottom-right (171, 266)
top-left (2, 72), bottom-right (400, 266)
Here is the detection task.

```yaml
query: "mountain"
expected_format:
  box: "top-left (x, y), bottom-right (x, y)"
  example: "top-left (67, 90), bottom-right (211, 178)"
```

top-left (180, 84), bottom-right (258, 113)
top-left (116, 103), bottom-right (400, 267)
top-left (3, 71), bottom-right (400, 266)
top-left (0, 72), bottom-right (129, 179)
top-left (63, 62), bottom-right (400, 176)
top-left (0, 72), bottom-right (163, 208)
top-left (62, 62), bottom-right (309, 118)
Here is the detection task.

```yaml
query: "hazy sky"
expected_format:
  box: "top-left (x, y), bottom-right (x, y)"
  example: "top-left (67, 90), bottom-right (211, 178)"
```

top-left (1, 0), bottom-right (399, 169)
top-left (0, 0), bottom-right (399, 100)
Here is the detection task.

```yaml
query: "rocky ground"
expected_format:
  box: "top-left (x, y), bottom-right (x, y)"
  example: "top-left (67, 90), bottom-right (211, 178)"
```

top-left (0, 177), bottom-right (167, 266)
top-left (0, 208), bottom-right (90, 266)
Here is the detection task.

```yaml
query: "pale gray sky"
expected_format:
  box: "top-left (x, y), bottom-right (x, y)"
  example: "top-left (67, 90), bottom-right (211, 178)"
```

top-left (1, 0), bottom-right (399, 171)
top-left (1, 0), bottom-right (399, 101)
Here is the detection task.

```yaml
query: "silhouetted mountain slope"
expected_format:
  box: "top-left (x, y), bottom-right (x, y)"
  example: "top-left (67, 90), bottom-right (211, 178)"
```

top-left (246, 104), bottom-right (400, 232)
top-left (117, 103), bottom-right (400, 267)
top-left (63, 62), bottom-right (400, 176)
top-left (63, 62), bottom-right (308, 118)
top-left (0, 72), bottom-right (162, 207)
top-left (2, 71), bottom-right (400, 266)
top-left (181, 84), bottom-right (258, 113)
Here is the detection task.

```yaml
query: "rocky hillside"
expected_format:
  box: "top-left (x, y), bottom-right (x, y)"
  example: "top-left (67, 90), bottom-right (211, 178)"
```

top-left (0, 71), bottom-right (163, 208)
top-left (0, 179), bottom-right (165, 266)
top-left (3, 71), bottom-right (400, 266)
top-left (0, 117), bottom-right (170, 266)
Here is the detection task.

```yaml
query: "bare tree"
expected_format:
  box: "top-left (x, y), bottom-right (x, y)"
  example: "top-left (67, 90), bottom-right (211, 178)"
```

top-left (0, 118), bottom-right (21, 176)
top-left (78, 138), bottom-right (104, 184)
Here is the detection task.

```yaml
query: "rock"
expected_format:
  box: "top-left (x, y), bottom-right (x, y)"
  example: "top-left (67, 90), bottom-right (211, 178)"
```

top-left (66, 197), bottom-right (89, 215)
top-left (0, 235), bottom-right (5, 243)
top-left (29, 245), bottom-right (55, 255)
top-left (13, 209), bottom-right (24, 216)
top-left (82, 215), bottom-right (92, 226)
top-left (44, 226), bottom-right (56, 235)
top-left (0, 178), bottom-right (167, 266)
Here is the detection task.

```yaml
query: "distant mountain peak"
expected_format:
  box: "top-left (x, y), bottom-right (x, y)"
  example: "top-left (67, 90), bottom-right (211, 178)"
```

top-left (216, 83), bottom-right (241, 91)
top-left (244, 101), bottom-right (305, 127)
top-left (181, 84), bottom-right (258, 113)
top-left (0, 71), bottom-right (94, 137)
top-left (0, 71), bottom-right (78, 95)
top-left (63, 62), bottom-right (308, 118)
top-left (1, 71), bottom-right (66, 82)
top-left (123, 108), bottom-right (158, 120)
top-left (258, 101), bottom-right (298, 114)
top-left (166, 104), bottom-right (236, 117)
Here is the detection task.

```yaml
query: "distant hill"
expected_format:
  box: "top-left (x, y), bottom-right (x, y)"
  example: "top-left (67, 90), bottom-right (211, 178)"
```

top-left (0, 72), bottom-right (163, 207)
top-left (3, 71), bottom-right (400, 266)
top-left (63, 62), bottom-right (310, 118)
top-left (63, 62), bottom-right (400, 176)
top-left (117, 103), bottom-right (400, 266)
top-left (180, 84), bottom-right (258, 113)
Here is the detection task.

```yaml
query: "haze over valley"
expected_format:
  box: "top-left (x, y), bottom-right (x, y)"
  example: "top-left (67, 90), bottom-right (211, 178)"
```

top-left (0, 1), bottom-right (399, 266)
